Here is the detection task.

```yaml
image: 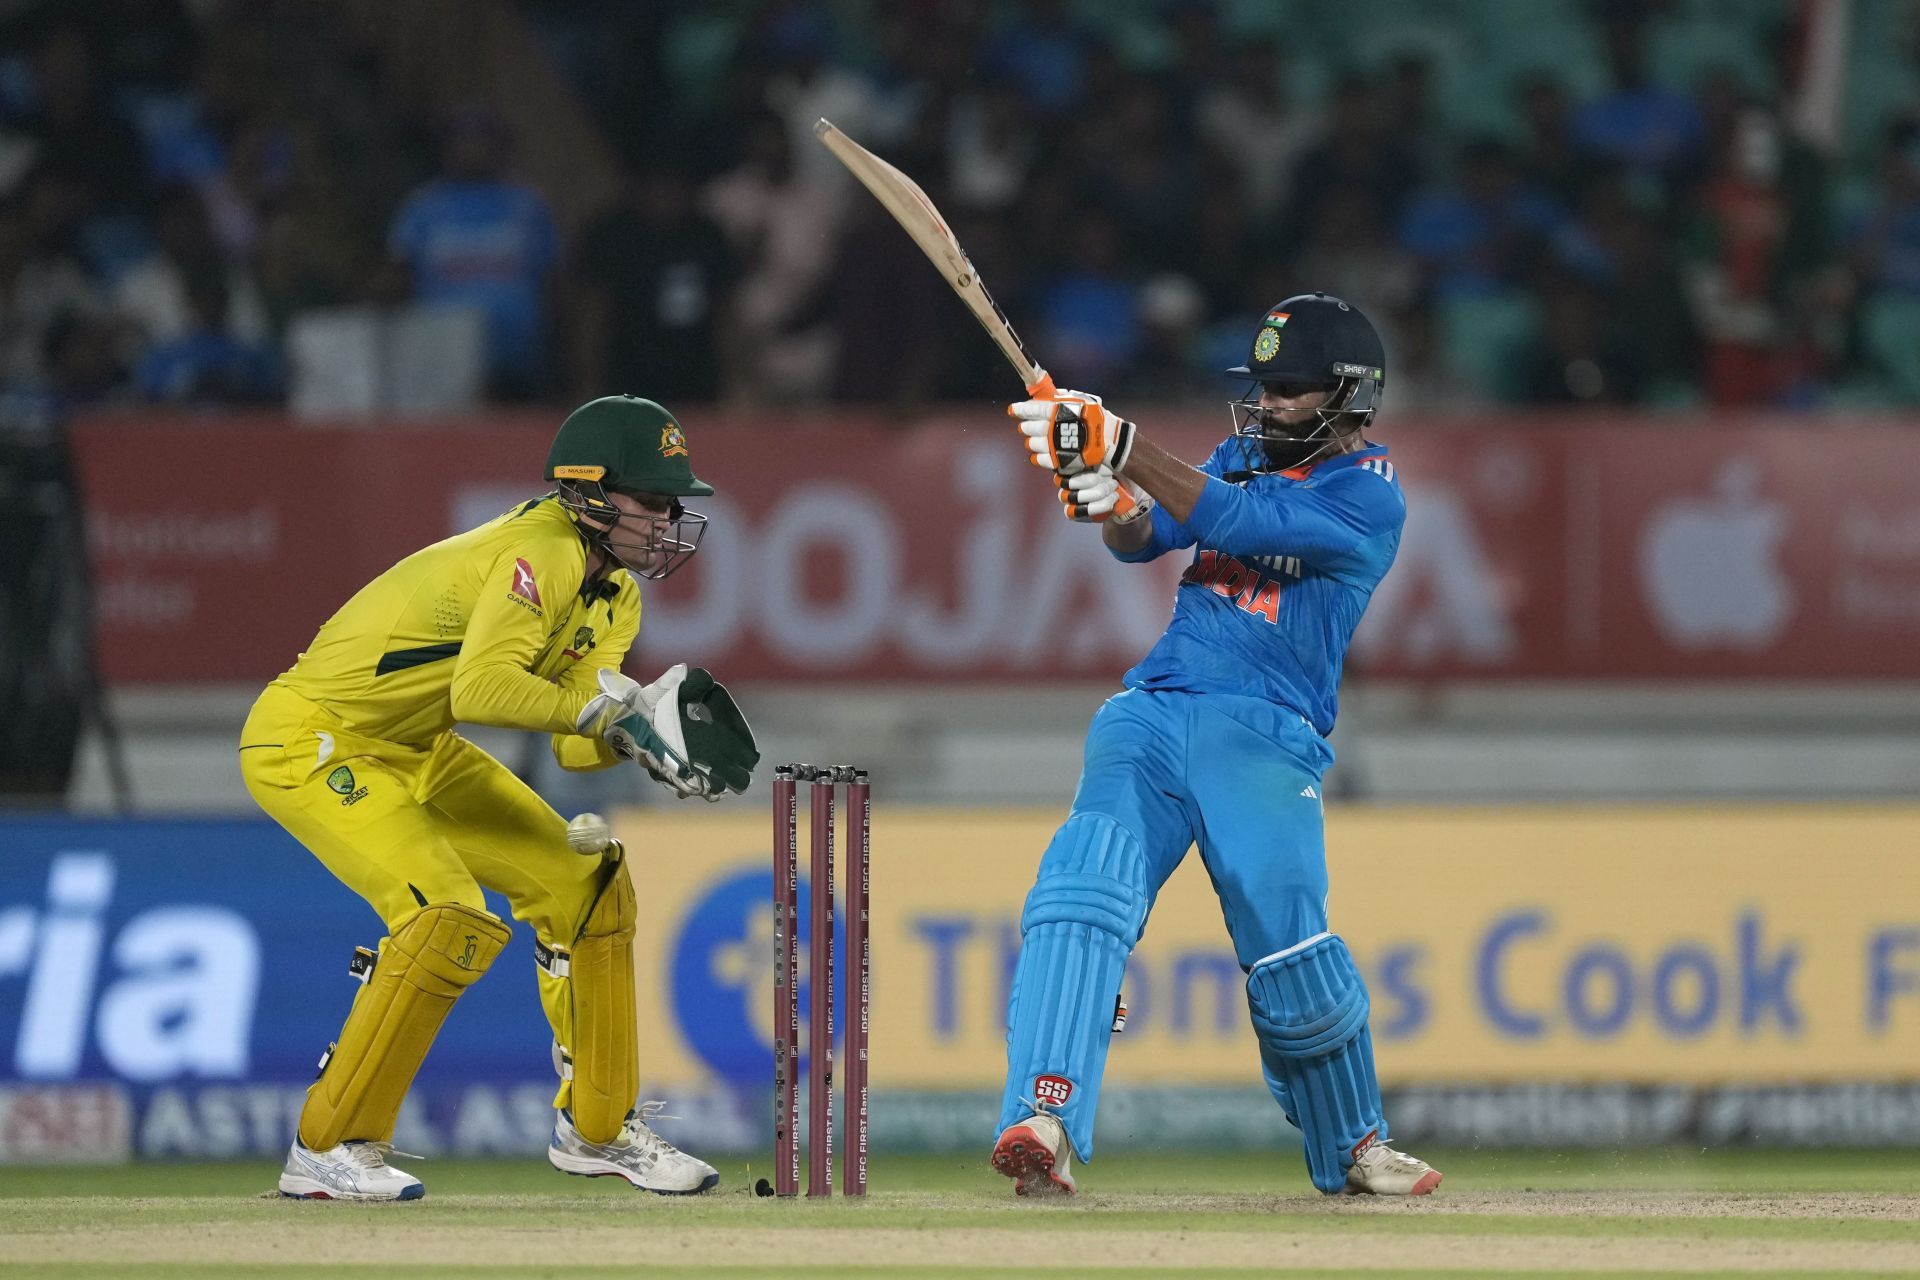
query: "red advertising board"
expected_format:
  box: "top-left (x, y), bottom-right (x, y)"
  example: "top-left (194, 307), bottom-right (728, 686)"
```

top-left (68, 411), bottom-right (1920, 685)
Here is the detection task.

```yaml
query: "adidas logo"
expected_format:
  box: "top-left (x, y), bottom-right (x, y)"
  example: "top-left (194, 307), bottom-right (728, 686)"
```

top-left (1300, 785), bottom-right (1319, 799)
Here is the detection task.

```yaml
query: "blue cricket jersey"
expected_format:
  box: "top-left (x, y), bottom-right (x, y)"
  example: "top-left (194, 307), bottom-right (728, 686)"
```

top-left (1112, 439), bottom-right (1405, 736)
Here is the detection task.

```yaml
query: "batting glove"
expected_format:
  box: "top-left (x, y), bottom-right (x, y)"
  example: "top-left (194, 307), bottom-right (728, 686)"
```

top-left (1058, 466), bottom-right (1155, 524)
top-left (1010, 389), bottom-right (1136, 477)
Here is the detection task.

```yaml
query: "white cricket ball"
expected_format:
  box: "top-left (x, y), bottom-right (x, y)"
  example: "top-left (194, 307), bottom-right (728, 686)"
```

top-left (566, 812), bottom-right (613, 855)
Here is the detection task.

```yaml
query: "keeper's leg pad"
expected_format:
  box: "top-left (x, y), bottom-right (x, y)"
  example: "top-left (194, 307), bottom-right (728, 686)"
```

top-left (559, 857), bottom-right (638, 1144)
top-left (1246, 933), bottom-right (1386, 1194)
top-left (997, 814), bottom-right (1150, 1162)
top-left (298, 902), bottom-right (508, 1150)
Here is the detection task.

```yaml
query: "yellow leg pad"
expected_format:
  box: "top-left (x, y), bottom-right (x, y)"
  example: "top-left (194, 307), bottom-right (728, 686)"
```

top-left (565, 859), bottom-right (639, 1144)
top-left (298, 903), bottom-right (509, 1150)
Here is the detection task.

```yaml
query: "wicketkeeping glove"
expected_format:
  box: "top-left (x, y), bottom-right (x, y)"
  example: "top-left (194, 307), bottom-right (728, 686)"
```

top-left (1058, 466), bottom-right (1155, 524)
top-left (1010, 389), bottom-right (1136, 477)
top-left (577, 667), bottom-right (713, 800)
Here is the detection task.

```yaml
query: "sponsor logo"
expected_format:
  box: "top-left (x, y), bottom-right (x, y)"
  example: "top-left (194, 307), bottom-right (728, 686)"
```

top-left (326, 765), bottom-right (369, 807)
top-left (1034, 1074), bottom-right (1074, 1108)
top-left (1332, 363), bottom-right (1382, 379)
top-left (564, 625), bottom-right (597, 660)
top-left (1253, 328), bottom-right (1282, 363)
top-left (661, 423), bottom-right (690, 458)
top-left (1301, 785), bottom-right (1319, 799)
top-left (458, 935), bottom-right (478, 969)
top-left (511, 558), bottom-right (543, 608)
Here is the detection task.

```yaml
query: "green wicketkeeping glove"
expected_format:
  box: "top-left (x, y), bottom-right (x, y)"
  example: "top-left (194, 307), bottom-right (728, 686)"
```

top-left (674, 666), bottom-right (759, 795)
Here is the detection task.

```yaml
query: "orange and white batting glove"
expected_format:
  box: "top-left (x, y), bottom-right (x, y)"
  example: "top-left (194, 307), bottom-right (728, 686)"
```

top-left (1010, 389), bottom-right (1136, 477)
top-left (1058, 466), bottom-right (1155, 524)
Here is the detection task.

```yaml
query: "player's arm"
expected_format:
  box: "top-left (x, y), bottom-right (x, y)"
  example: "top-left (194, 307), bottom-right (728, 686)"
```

top-left (550, 588), bottom-right (641, 772)
top-left (448, 552), bottom-right (594, 733)
top-left (1173, 466), bottom-right (1404, 569)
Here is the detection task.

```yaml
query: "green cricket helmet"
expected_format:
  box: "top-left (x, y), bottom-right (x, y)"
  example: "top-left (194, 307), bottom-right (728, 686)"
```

top-left (547, 395), bottom-right (714, 581)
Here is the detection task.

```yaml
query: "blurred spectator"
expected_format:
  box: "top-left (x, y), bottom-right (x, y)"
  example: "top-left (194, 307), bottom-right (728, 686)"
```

top-left (1114, 272), bottom-right (1213, 402)
top-left (1845, 118), bottom-right (1920, 399)
top-left (199, 120), bottom-right (297, 264)
top-left (946, 78), bottom-right (1039, 212)
top-left (1572, 14), bottom-right (1705, 195)
top-left (569, 167), bottom-right (734, 404)
top-left (113, 185), bottom-right (268, 348)
top-left (1680, 107), bottom-right (1831, 406)
top-left (253, 207), bottom-right (352, 339)
top-left (1279, 74), bottom-right (1424, 255)
top-left (1293, 183), bottom-right (1420, 359)
top-left (1398, 140), bottom-right (1566, 298)
top-left (15, 26), bottom-right (149, 220)
top-left (1552, 169), bottom-right (1700, 404)
top-left (388, 107), bottom-right (560, 401)
top-left (1096, 85), bottom-right (1196, 268)
top-left (0, 199), bottom-right (108, 388)
top-left (1520, 274), bottom-right (1623, 404)
top-left (764, 6), bottom-right (890, 183)
top-left (702, 113), bottom-right (844, 401)
top-left (135, 272), bottom-right (281, 403)
top-left (1195, 40), bottom-right (1319, 221)
top-left (828, 198), bottom-right (952, 408)
top-left (983, 0), bottom-right (1092, 117)
top-left (1035, 210), bottom-right (1140, 387)
top-left (1514, 74), bottom-right (1587, 207)
top-left (1849, 119), bottom-right (1920, 301)
top-left (41, 311), bottom-right (131, 406)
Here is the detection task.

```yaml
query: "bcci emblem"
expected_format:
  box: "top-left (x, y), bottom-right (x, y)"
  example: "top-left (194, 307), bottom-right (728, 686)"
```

top-left (326, 765), bottom-right (370, 807)
top-left (660, 423), bottom-right (689, 458)
top-left (1253, 326), bottom-right (1282, 363)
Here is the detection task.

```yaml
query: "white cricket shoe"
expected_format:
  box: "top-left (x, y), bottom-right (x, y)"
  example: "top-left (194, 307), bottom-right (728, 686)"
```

top-left (278, 1139), bottom-right (424, 1201)
top-left (1344, 1134), bottom-right (1442, 1196)
top-left (991, 1112), bottom-right (1076, 1197)
top-left (548, 1103), bottom-right (719, 1194)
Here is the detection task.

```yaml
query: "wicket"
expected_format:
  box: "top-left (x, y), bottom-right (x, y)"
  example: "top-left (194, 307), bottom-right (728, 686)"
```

top-left (771, 764), bottom-right (870, 1198)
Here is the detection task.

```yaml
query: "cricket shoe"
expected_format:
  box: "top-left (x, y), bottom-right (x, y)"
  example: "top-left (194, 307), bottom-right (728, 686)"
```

top-left (548, 1102), bottom-right (719, 1194)
top-left (278, 1139), bottom-right (424, 1201)
top-left (1343, 1134), bottom-right (1442, 1196)
top-left (991, 1112), bottom-right (1076, 1197)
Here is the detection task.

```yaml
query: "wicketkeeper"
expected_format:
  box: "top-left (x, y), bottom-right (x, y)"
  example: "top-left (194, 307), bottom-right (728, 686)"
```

top-left (239, 395), bottom-right (758, 1201)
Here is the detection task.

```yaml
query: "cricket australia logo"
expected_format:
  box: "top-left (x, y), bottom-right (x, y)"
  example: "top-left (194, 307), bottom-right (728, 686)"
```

top-left (564, 625), bottom-right (597, 660)
top-left (660, 423), bottom-right (689, 457)
top-left (326, 765), bottom-right (370, 807)
top-left (1033, 1074), bottom-right (1075, 1109)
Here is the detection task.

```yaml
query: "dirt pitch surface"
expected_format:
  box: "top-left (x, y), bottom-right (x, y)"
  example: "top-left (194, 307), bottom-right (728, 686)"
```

top-left (2, 1149), bottom-right (1916, 1279)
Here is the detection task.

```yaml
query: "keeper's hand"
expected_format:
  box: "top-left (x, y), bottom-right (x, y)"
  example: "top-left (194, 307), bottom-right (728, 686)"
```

top-left (1010, 389), bottom-right (1136, 477)
top-left (1058, 466), bottom-right (1155, 524)
top-left (576, 668), bottom-right (715, 800)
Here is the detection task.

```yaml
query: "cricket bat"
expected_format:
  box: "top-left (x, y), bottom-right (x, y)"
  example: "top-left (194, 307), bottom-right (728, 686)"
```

top-left (815, 117), bottom-right (1055, 398)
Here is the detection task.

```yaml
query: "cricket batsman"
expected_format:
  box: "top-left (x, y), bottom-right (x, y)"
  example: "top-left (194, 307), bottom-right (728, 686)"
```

top-left (239, 395), bottom-right (758, 1201)
top-left (991, 294), bottom-right (1440, 1197)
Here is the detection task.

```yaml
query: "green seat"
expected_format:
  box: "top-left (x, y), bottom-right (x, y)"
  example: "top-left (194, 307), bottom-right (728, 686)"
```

top-left (1861, 294), bottom-right (1920, 404)
top-left (1438, 291), bottom-right (1541, 402)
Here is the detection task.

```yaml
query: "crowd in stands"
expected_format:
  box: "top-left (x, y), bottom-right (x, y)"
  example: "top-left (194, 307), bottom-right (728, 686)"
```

top-left (3, 0), bottom-right (1918, 417)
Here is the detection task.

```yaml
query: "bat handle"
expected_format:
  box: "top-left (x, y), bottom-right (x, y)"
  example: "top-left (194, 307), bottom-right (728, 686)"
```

top-left (1026, 371), bottom-right (1057, 399)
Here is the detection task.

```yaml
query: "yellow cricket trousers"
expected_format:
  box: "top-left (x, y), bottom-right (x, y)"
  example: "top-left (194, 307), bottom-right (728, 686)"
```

top-left (239, 683), bottom-right (606, 1107)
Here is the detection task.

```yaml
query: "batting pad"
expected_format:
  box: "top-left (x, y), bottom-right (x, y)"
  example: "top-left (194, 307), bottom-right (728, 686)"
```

top-left (562, 857), bottom-right (638, 1144)
top-left (998, 814), bottom-right (1150, 1161)
top-left (299, 902), bottom-right (508, 1150)
top-left (1246, 933), bottom-right (1385, 1194)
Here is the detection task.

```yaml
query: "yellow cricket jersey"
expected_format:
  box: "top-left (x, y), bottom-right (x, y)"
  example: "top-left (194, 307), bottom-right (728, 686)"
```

top-left (270, 495), bottom-right (638, 762)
